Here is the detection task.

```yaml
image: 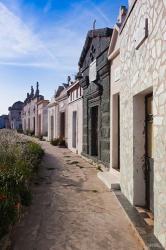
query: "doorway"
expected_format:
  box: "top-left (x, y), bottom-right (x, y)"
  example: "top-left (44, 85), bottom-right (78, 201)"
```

top-left (72, 111), bottom-right (77, 148)
top-left (91, 106), bottom-right (98, 156)
top-left (38, 114), bottom-right (41, 136)
top-left (28, 118), bottom-right (30, 131)
top-left (145, 94), bottom-right (154, 213)
top-left (112, 94), bottom-right (120, 170)
top-left (60, 112), bottom-right (65, 138)
top-left (33, 117), bottom-right (35, 132)
top-left (51, 115), bottom-right (54, 140)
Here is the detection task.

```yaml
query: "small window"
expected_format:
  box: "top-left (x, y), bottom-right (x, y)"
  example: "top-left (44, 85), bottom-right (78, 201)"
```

top-left (76, 89), bottom-right (78, 98)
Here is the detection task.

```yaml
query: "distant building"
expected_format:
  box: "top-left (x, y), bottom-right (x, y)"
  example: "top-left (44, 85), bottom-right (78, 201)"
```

top-left (48, 84), bottom-right (68, 142)
top-left (0, 115), bottom-right (10, 129)
top-left (22, 82), bottom-right (49, 137)
top-left (67, 80), bottom-right (83, 155)
top-left (8, 101), bottom-right (24, 130)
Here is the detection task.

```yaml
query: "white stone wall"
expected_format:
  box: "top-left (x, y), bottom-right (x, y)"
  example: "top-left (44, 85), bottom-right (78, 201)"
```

top-left (48, 89), bottom-right (68, 143)
top-left (119, 0), bottom-right (166, 247)
top-left (38, 102), bottom-right (48, 136)
top-left (68, 97), bottom-right (83, 155)
top-left (22, 98), bottom-right (39, 135)
top-left (58, 97), bottom-right (68, 143)
top-left (110, 53), bottom-right (121, 170)
top-left (48, 104), bottom-right (58, 141)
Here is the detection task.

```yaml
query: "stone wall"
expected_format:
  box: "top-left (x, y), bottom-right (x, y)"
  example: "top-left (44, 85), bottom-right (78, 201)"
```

top-left (37, 101), bottom-right (48, 136)
top-left (67, 97), bottom-right (83, 155)
top-left (79, 29), bottom-right (112, 165)
top-left (48, 104), bottom-right (58, 141)
top-left (119, 0), bottom-right (166, 247)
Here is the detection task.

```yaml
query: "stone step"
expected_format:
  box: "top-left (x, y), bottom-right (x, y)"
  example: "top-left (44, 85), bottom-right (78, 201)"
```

top-left (97, 168), bottom-right (120, 190)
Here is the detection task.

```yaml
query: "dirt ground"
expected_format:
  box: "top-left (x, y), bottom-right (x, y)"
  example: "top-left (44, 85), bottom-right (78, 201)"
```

top-left (10, 141), bottom-right (143, 250)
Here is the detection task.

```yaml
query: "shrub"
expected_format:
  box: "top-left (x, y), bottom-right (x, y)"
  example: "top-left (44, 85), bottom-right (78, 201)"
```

top-left (0, 198), bottom-right (17, 238)
top-left (0, 129), bottom-right (44, 239)
top-left (17, 128), bottom-right (23, 134)
top-left (29, 130), bottom-right (35, 136)
top-left (50, 138), bottom-right (60, 146)
top-left (58, 137), bottom-right (66, 147)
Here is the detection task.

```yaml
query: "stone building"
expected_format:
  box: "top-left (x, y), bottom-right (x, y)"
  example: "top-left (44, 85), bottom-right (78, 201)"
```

top-left (47, 96), bottom-right (58, 141)
top-left (106, 0), bottom-right (166, 247)
top-left (0, 115), bottom-right (10, 129)
top-left (67, 80), bottom-right (83, 154)
top-left (98, 6), bottom-right (127, 191)
top-left (37, 99), bottom-right (49, 137)
top-left (22, 82), bottom-right (46, 136)
top-left (78, 28), bottom-right (113, 166)
top-left (8, 101), bottom-right (23, 130)
top-left (48, 84), bottom-right (69, 143)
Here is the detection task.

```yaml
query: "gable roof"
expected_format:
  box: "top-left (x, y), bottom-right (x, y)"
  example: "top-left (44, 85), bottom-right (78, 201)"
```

top-left (78, 28), bottom-right (113, 68)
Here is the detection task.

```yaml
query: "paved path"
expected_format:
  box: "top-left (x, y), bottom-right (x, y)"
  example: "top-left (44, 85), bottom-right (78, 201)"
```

top-left (11, 141), bottom-right (143, 250)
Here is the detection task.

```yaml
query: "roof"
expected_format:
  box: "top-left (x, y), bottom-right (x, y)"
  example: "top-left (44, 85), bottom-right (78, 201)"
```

top-left (67, 81), bottom-right (79, 93)
top-left (78, 28), bottom-right (113, 67)
top-left (55, 86), bottom-right (64, 98)
top-left (9, 101), bottom-right (24, 111)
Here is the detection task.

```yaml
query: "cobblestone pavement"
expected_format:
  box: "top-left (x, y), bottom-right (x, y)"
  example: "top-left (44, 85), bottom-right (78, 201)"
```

top-left (10, 141), bottom-right (143, 250)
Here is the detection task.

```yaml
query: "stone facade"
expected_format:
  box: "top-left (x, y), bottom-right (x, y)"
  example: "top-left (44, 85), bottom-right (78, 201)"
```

top-left (67, 81), bottom-right (83, 155)
top-left (48, 85), bottom-right (69, 143)
top-left (47, 96), bottom-right (58, 141)
top-left (79, 28), bottom-right (113, 166)
top-left (8, 101), bottom-right (23, 130)
top-left (22, 83), bottom-right (45, 136)
top-left (108, 6), bottom-right (127, 174)
top-left (0, 115), bottom-right (10, 129)
top-left (108, 0), bottom-right (166, 247)
top-left (37, 100), bottom-right (49, 137)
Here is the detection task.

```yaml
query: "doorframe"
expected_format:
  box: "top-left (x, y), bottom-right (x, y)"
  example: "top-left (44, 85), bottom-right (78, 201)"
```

top-left (88, 97), bottom-right (101, 159)
top-left (145, 92), bottom-right (153, 210)
top-left (72, 111), bottom-right (77, 148)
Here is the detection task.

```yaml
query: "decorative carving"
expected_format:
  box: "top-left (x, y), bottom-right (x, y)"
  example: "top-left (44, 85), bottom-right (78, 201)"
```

top-left (90, 44), bottom-right (96, 62)
top-left (31, 86), bottom-right (34, 97)
top-left (80, 76), bottom-right (89, 90)
top-left (35, 82), bottom-right (40, 97)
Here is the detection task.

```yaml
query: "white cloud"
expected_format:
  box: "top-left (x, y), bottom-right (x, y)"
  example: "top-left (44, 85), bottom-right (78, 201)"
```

top-left (0, 0), bottom-right (112, 72)
top-left (0, 2), bottom-right (41, 58)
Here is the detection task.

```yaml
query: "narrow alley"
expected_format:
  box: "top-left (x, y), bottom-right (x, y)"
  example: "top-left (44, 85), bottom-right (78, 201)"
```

top-left (11, 141), bottom-right (142, 250)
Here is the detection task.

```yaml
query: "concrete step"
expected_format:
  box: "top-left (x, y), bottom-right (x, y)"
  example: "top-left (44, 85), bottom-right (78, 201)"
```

top-left (97, 168), bottom-right (120, 190)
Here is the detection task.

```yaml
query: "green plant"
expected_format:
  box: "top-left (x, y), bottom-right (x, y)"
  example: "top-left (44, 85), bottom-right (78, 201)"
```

top-left (20, 186), bottom-right (32, 206)
top-left (0, 198), bottom-right (17, 238)
top-left (0, 130), bottom-right (44, 239)
top-left (17, 128), bottom-right (23, 134)
top-left (50, 138), bottom-right (60, 146)
top-left (58, 137), bottom-right (66, 147)
top-left (29, 130), bottom-right (35, 136)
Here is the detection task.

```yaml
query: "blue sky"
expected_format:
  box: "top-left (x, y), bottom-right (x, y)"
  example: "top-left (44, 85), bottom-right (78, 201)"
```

top-left (0, 0), bottom-right (128, 114)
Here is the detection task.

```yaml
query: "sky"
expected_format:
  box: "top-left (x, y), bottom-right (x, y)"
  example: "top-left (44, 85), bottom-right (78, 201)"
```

top-left (0, 0), bottom-right (128, 114)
